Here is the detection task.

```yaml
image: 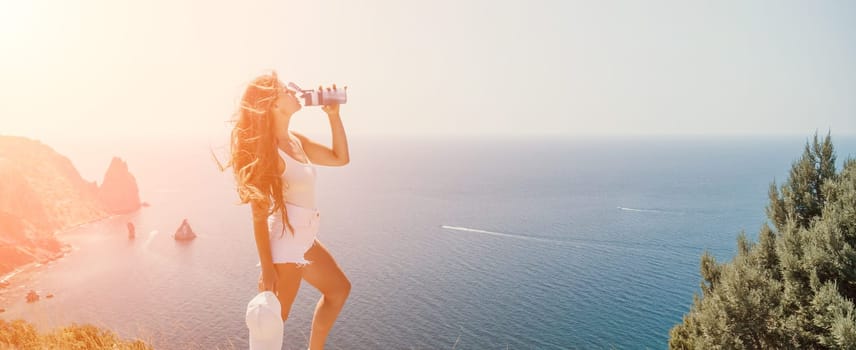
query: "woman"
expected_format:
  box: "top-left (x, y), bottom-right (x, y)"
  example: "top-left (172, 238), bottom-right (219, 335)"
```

top-left (226, 71), bottom-right (351, 349)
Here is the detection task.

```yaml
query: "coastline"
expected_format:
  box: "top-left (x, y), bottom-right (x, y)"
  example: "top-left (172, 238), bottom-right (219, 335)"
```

top-left (0, 214), bottom-right (118, 312)
top-left (0, 261), bottom-right (56, 308)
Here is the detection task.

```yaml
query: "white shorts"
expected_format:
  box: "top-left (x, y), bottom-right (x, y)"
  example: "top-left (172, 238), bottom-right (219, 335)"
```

top-left (266, 202), bottom-right (321, 265)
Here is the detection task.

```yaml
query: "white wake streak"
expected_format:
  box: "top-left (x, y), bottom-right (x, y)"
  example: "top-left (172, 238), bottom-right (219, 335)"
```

top-left (143, 230), bottom-right (159, 250)
top-left (440, 224), bottom-right (724, 254)
top-left (617, 206), bottom-right (677, 214)
top-left (440, 225), bottom-right (562, 244)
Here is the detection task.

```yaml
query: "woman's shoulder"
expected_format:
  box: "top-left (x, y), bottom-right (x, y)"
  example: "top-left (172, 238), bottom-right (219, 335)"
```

top-left (289, 131), bottom-right (307, 145)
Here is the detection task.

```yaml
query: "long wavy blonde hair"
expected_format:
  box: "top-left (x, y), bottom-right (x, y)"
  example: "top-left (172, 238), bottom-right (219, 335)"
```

top-left (220, 71), bottom-right (294, 237)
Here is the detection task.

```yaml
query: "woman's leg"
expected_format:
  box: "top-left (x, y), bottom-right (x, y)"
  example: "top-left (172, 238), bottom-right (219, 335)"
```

top-left (271, 263), bottom-right (304, 322)
top-left (302, 240), bottom-right (351, 350)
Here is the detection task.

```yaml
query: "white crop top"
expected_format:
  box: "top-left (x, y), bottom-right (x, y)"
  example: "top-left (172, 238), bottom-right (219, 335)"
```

top-left (278, 136), bottom-right (317, 209)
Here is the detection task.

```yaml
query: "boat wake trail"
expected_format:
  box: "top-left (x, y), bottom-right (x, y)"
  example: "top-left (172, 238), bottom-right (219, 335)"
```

top-left (143, 230), bottom-right (159, 250)
top-left (617, 206), bottom-right (682, 214)
top-left (440, 225), bottom-right (728, 254)
top-left (440, 225), bottom-right (565, 244)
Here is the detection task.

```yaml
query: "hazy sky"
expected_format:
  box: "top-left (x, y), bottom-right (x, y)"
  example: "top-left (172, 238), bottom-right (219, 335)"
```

top-left (1, 0), bottom-right (855, 142)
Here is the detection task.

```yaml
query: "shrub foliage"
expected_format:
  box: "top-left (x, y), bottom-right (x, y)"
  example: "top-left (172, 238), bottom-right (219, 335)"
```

top-left (0, 319), bottom-right (152, 350)
top-left (670, 133), bottom-right (856, 349)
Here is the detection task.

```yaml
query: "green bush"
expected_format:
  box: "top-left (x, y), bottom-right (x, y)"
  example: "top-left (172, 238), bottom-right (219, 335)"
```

top-left (670, 133), bottom-right (856, 349)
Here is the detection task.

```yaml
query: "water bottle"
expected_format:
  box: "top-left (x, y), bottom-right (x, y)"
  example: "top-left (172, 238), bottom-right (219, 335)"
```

top-left (288, 82), bottom-right (347, 106)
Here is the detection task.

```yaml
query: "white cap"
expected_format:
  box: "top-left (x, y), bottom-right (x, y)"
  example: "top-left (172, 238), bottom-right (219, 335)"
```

top-left (246, 291), bottom-right (283, 350)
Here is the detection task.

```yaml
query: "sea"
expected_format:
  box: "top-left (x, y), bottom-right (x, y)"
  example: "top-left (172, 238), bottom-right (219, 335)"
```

top-left (2, 133), bottom-right (855, 349)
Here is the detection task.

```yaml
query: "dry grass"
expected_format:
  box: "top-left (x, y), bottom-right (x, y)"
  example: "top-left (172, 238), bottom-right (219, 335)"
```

top-left (0, 319), bottom-right (153, 350)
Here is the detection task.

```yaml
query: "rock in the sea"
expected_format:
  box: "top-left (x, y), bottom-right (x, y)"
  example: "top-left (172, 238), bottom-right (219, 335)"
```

top-left (127, 222), bottom-right (136, 239)
top-left (26, 290), bottom-right (39, 303)
top-left (174, 219), bottom-right (197, 241)
top-left (97, 157), bottom-right (141, 214)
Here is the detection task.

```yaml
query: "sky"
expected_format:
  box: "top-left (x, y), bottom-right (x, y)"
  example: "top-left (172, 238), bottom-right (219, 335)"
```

top-left (1, 0), bottom-right (855, 144)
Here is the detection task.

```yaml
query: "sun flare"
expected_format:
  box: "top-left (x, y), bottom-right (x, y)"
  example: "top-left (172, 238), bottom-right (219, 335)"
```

top-left (0, 1), bottom-right (37, 42)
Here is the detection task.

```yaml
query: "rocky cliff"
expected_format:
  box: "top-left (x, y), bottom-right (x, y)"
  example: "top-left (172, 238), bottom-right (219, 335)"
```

top-left (0, 136), bottom-right (140, 275)
top-left (97, 157), bottom-right (141, 214)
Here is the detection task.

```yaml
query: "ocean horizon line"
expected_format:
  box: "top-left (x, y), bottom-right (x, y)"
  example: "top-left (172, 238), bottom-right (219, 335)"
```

top-left (7, 130), bottom-right (856, 147)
